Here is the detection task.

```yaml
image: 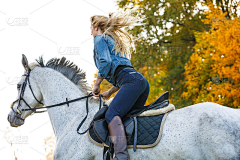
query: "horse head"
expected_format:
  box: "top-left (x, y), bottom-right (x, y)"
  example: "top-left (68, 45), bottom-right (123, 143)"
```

top-left (7, 54), bottom-right (44, 127)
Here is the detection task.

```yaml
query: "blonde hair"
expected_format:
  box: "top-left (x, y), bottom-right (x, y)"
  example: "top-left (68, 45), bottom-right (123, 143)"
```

top-left (90, 8), bottom-right (144, 60)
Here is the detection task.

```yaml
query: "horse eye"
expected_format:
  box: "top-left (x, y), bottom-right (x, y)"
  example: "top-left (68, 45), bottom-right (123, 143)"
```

top-left (17, 84), bottom-right (21, 89)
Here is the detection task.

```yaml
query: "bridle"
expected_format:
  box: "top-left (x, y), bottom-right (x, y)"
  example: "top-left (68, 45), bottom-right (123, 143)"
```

top-left (10, 68), bottom-right (44, 121)
top-left (10, 68), bottom-right (103, 132)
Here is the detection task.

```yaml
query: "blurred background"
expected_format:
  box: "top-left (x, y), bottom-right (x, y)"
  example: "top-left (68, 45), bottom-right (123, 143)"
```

top-left (0, 0), bottom-right (240, 159)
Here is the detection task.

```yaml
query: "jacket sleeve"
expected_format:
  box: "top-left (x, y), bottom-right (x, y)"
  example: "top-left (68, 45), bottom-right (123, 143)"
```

top-left (95, 36), bottom-right (112, 78)
top-left (97, 71), bottom-right (104, 78)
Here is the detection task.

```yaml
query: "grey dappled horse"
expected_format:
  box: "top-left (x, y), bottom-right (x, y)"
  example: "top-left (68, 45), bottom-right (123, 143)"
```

top-left (8, 55), bottom-right (240, 160)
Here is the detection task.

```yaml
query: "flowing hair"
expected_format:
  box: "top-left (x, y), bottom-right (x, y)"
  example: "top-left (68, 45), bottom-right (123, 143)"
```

top-left (90, 8), bottom-right (144, 60)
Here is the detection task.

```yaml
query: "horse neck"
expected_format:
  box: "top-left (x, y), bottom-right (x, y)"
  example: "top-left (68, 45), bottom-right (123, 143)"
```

top-left (34, 67), bottom-right (99, 138)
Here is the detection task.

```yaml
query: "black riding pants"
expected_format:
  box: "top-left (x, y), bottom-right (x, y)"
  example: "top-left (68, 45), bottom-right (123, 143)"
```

top-left (105, 67), bottom-right (150, 124)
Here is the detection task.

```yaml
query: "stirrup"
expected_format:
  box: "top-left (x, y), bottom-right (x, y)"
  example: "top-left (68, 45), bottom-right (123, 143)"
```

top-left (103, 142), bottom-right (114, 160)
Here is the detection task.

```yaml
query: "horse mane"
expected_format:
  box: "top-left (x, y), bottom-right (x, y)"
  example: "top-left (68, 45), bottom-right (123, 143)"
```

top-left (29, 56), bottom-right (98, 102)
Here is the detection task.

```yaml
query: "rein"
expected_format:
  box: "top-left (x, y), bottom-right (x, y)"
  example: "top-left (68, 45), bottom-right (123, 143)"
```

top-left (22, 92), bottom-right (101, 112)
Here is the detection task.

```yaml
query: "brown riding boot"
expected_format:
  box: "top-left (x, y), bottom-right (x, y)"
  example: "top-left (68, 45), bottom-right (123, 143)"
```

top-left (108, 116), bottom-right (130, 160)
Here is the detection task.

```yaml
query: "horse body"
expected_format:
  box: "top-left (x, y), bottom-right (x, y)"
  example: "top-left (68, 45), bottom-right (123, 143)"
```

top-left (35, 67), bottom-right (240, 160)
top-left (8, 56), bottom-right (240, 160)
top-left (154, 102), bottom-right (240, 160)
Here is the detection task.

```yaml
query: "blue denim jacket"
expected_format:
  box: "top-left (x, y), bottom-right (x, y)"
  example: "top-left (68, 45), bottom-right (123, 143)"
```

top-left (93, 34), bottom-right (133, 87)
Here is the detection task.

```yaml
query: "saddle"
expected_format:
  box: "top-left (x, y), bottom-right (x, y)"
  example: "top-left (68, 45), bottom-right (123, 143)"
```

top-left (92, 91), bottom-right (169, 149)
top-left (77, 91), bottom-right (170, 160)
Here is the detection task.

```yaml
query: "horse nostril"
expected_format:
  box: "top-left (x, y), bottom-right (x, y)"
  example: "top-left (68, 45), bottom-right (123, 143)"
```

top-left (8, 115), bottom-right (11, 122)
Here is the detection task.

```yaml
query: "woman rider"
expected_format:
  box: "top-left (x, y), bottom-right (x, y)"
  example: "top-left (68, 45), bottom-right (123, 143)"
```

top-left (90, 9), bottom-right (150, 160)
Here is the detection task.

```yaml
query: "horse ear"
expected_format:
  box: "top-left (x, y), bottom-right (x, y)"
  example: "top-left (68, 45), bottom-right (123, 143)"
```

top-left (22, 54), bottom-right (29, 71)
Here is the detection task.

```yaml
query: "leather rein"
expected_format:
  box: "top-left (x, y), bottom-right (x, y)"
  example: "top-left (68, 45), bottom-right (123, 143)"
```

top-left (11, 68), bottom-right (103, 134)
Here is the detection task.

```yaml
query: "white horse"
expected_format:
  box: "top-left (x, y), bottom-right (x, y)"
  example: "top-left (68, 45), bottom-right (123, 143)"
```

top-left (8, 55), bottom-right (240, 160)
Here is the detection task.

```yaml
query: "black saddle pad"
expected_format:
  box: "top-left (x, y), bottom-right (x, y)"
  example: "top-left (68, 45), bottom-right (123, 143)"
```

top-left (88, 113), bottom-right (169, 148)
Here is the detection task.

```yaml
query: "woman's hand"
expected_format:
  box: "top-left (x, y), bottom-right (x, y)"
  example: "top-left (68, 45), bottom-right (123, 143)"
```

top-left (92, 85), bottom-right (101, 97)
top-left (102, 91), bottom-right (111, 100)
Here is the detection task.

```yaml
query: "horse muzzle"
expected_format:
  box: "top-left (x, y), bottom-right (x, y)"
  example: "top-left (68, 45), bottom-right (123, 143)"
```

top-left (7, 111), bottom-right (25, 127)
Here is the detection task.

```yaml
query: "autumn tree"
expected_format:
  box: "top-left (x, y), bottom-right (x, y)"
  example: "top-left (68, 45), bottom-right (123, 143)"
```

top-left (116, 0), bottom-right (240, 108)
top-left (93, 0), bottom-right (239, 108)
top-left (44, 133), bottom-right (56, 160)
top-left (182, 1), bottom-right (240, 108)
top-left (212, 0), bottom-right (239, 18)
top-left (116, 0), bottom-right (212, 108)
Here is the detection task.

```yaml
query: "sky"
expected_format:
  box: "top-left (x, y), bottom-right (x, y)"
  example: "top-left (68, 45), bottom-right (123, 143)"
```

top-left (0, 0), bottom-right (118, 159)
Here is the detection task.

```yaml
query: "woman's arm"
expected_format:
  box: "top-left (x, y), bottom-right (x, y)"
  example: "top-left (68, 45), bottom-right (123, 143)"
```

top-left (93, 79), bottom-right (119, 97)
top-left (108, 86), bottom-right (120, 95)
top-left (94, 77), bottom-right (104, 86)
top-left (95, 35), bottom-right (112, 78)
top-left (92, 77), bottom-right (103, 97)
top-left (94, 79), bottom-right (119, 94)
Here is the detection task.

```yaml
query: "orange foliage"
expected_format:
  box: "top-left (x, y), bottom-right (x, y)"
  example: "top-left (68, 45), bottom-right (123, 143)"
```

top-left (182, 2), bottom-right (240, 108)
top-left (44, 133), bottom-right (56, 160)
